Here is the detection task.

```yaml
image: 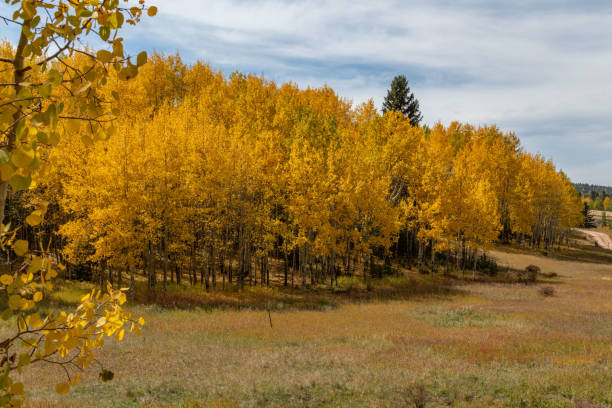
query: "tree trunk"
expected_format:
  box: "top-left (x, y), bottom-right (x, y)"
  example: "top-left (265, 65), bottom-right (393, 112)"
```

top-left (417, 240), bottom-right (424, 272)
top-left (211, 246), bottom-right (216, 290)
top-left (98, 262), bottom-right (103, 291)
top-left (283, 246), bottom-right (288, 287)
top-left (222, 254), bottom-right (226, 290)
top-left (163, 233), bottom-right (168, 292)
top-left (107, 265), bottom-right (113, 287)
top-left (148, 241), bottom-right (156, 291)
top-left (0, 31), bottom-right (28, 225)
top-left (129, 265), bottom-right (135, 302)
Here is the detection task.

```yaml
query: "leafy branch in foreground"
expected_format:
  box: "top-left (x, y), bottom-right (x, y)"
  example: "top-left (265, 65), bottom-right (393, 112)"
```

top-left (0, 0), bottom-right (157, 404)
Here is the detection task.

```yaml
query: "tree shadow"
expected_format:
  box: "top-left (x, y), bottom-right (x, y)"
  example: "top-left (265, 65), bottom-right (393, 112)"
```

top-left (133, 277), bottom-right (464, 312)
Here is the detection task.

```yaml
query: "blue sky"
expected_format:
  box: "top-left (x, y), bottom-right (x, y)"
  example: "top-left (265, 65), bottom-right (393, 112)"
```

top-left (2, 1), bottom-right (612, 184)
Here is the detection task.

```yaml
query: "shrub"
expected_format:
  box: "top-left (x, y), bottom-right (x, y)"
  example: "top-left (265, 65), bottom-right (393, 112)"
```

top-left (370, 262), bottom-right (400, 278)
top-left (404, 383), bottom-right (430, 408)
top-left (542, 272), bottom-right (558, 278)
top-left (538, 286), bottom-right (555, 297)
top-left (524, 265), bottom-right (540, 282)
top-left (476, 254), bottom-right (498, 276)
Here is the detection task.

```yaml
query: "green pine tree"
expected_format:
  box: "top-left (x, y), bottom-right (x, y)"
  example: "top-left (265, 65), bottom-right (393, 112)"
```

top-left (582, 202), bottom-right (596, 228)
top-left (382, 75), bottom-right (423, 126)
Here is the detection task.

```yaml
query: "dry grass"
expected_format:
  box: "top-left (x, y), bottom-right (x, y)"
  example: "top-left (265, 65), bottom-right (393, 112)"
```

top-left (7, 246), bottom-right (612, 407)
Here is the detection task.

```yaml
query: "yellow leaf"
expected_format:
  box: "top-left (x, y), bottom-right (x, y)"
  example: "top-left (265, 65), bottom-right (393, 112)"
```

top-left (0, 163), bottom-right (14, 181)
top-left (13, 240), bottom-right (28, 256)
top-left (10, 382), bottom-right (24, 396)
top-left (65, 119), bottom-right (81, 134)
top-left (33, 291), bottom-right (43, 302)
top-left (114, 327), bottom-right (124, 341)
top-left (28, 313), bottom-right (43, 329)
top-left (71, 373), bottom-right (81, 387)
top-left (8, 295), bottom-right (22, 310)
top-left (26, 210), bottom-right (44, 226)
top-left (55, 383), bottom-right (70, 394)
top-left (147, 6), bottom-right (157, 16)
top-left (27, 257), bottom-right (43, 273)
top-left (137, 317), bottom-right (145, 326)
top-left (0, 274), bottom-right (13, 285)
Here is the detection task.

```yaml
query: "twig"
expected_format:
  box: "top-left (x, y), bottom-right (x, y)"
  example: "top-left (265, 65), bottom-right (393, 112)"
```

top-left (266, 302), bottom-right (273, 328)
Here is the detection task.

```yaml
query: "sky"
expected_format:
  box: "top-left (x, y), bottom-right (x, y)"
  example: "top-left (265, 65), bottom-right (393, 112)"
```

top-left (2, 1), bottom-right (612, 185)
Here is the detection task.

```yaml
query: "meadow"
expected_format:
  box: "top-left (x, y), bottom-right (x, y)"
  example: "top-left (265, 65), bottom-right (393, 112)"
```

top-left (8, 243), bottom-right (611, 408)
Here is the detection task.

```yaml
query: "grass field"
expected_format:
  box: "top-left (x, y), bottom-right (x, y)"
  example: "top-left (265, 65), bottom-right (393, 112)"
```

top-left (6, 246), bottom-right (612, 407)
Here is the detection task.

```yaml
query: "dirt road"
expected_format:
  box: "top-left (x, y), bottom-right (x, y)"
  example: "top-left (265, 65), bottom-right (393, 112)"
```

top-left (577, 228), bottom-right (612, 250)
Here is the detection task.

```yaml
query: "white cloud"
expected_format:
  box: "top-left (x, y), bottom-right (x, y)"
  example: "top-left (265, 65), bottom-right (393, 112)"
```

top-left (2, 0), bottom-right (612, 183)
top-left (136, 1), bottom-right (612, 184)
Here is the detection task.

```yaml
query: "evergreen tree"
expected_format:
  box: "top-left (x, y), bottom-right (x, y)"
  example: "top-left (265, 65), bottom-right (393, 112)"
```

top-left (382, 75), bottom-right (423, 126)
top-left (582, 202), bottom-right (596, 228)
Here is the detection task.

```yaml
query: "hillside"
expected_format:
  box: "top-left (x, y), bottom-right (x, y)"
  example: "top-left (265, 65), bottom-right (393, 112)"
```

top-left (573, 183), bottom-right (612, 196)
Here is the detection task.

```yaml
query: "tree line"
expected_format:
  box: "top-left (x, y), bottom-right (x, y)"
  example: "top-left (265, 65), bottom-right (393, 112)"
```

top-left (6, 54), bottom-right (583, 294)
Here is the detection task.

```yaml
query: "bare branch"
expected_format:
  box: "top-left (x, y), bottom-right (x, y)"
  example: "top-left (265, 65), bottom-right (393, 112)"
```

top-left (0, 15), bottom-right (22, 26)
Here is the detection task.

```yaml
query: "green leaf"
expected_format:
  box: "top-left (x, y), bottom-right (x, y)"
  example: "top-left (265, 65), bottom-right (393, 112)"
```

top-left (99, 26), bottom-right (110, 41)
top-left (96, 50), bottom-right (113, 63)
top-left (18, 353), bottom-right (30, 368)
top-left (28, 156), bottom-right (41, 170)
top-left (9, 174), bottom-right (32, 191)
top-left (118, 65), bottom-right (138, 81)
top-left (30, 112), bottom-right (49, 127)
top-left (48, 132), bottom-right (60, 146)
top-left (0, 309), bottom-right (12, 321)
top-left (8, 295), bottom-right (21, 310)
top-left (36, 132), bottom-right (48, 144)
top-left (11, 149), bottom-right (34, 168)
top-left (137, 51), bottom-right (147, 67)
top-left (38, 83), bottom-right (52, 98)
top-left (47, 103), bottom-right (58, 129)
top-left (81, 134), bottom-right (93, 146)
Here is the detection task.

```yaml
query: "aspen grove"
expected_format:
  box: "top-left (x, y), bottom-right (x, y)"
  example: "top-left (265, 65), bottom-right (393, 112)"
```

top-left (9, 54), bottom-right (583, 294)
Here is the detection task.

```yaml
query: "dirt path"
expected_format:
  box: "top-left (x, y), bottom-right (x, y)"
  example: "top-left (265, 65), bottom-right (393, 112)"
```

top-left (577, 228), bottom-right (612, 250)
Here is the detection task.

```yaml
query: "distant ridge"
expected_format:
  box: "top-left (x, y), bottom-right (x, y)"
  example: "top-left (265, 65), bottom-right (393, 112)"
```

top-left (573, 183), bottom-right (612, 195)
